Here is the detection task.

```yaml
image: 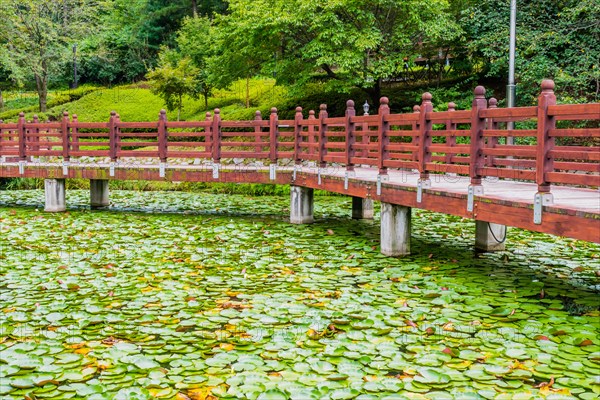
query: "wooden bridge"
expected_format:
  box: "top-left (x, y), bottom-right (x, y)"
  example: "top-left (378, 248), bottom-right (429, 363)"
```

top-left (1, 80), bottom-right (599, 254)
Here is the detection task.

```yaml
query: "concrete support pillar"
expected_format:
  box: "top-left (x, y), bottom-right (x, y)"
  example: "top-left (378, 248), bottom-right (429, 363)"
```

top-left (44, 179), bottom-right (66, 212)
top-left (352, 196), bottom-right (374, 219)
top-left (290, 186), bottom-right (314, 224)
top-left (380, 203), bottom-right (411, 256)
top-left (90, 179), bottom-right (109, 209)
top-left (475, 221), bottom-right (507, 251)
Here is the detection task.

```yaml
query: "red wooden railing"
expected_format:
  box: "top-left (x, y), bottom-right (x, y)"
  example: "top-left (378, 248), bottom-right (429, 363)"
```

top-left (1, 80), bottom-right (599, 191)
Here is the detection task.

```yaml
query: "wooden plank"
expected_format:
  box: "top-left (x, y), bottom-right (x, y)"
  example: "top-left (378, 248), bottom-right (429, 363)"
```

top-left (546, 172), bottom-right (599, 186)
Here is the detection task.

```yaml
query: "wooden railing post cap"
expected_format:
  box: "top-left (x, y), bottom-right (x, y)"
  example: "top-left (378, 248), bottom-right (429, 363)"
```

top-left (379, 97), bottom-right (389, 106)
top-left (319, 104), bottom-right (327, 111)
top-left (62, 111), bottom-right (69, 118)
top-left (72, 114), bottom-right (78, 120)
top-left (541, 79), bottom-right (555, 92)
top-left (309, 110), bottom-right (316, 117)
top-left (159, 109), bottom-right (167, 119)
top-left (255, 110), bottom-right (262, 119)
top-left (488, 98), bottom-right (497, 108)
top-left (271, 107), bottom-right (278, 114)
top-left (205, 111), bottom-right (211, 118)
top-left (474, 86), bottom-right (486, 98)
top-left (346, 100), bottom-right (354, 108)
top-left (421, 93), bottom-right (432, 103)
top-left (18, 112), bottom-right (25, 118)
top-left (110, 111), bottom-right (116, 117)
top-left (413, 105), bottom-right (420, 112)
top-left (448, 102), bottom-right (456, 110)
top-left (214, 108), bottom-right (221, 115)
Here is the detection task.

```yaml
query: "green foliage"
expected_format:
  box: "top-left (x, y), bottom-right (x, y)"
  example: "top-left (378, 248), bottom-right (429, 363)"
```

top-left (462, 0), bottom-right (600, 104)
top-left (146, 56), bottom-right (200, 120)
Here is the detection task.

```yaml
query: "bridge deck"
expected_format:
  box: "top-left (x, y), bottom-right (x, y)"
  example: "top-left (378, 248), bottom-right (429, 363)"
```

top-left (1, 161), bottom-right (598, 243)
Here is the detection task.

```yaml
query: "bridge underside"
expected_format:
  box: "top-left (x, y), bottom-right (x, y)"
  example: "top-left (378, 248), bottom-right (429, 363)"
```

top-left (1, 162), bottom-right (598, 245)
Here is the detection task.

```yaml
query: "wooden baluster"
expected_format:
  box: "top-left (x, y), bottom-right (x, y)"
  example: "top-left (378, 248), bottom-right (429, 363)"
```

top-left (293, 107), bottom-right (303, 165)
top-left (377, 97), bottom-right (390, 177)
top-left (269, 107), bottom-right (278, 164)
top-left (535, 80), bottom-right (556, 210)
top-left (32, 114), bottom-right (40, 155)
top-left (204, 111), bottom-right (211, 158)
top-left (308, 110), bottom-right (316, 157)
top-left (469, 86), bottom-right (487, 186)
top-left (345, 100), bottom-right (356, 172)
top-left (411, 105), bottom-right (420, 162)
top-left (212, 108), bottom-right (221, 164)
top-left (417, 93), bottom-right (433, 184)
top-left (486, 98), bottom-right (498, 167)
top-left (115, 113), bottom-right (122, 160)
top-left (444, 102), bottom-right (456, 165)
top-left (158, 109), bottom-right (168, 163)
top-left (71, 114), bottom-right (79, 153)
top-left (61, 111), bottom-right (70, 162)
top-left (254, 110), bottom-right (263, 153)
top-left (361, 113), bottom-right (369, 159)
top-left (18, 112), bottom-right (26, 161)
top-left (109, 111), bottom-right (117, 162)
top-left (318, 104), bottom-right (328, 168)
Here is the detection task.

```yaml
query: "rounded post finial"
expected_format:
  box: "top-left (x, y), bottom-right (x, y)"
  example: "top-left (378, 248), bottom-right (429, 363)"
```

top-left (214, 108), bottom-right (221, 115)
top-left (309, 110), bottom-right (315, 117)
top-left (110, 111), bottom-right (116, 116)
top-left (63, 111), bottom-right (69, 117)
top-left (160, 109), bottom-right (166, 115)
top-left (270, 107), bottom-right (277, 114)
top-left (256, 110), bottom-right (262, 117)
top-left (380, 97), bottom-right (389, 106)
top-left (319, 104), bottom-right (327, 111)
top-left (488, 98), bottom-right (498, 108)
top-left (205, 111), bottom-right (211, 118)
top-left (346, 100), bottom-right (355, 108)
top-left (295, 106), bottom-right (302, 113)
top-left (413, 105), bottom-right (420, 112)
top-left (448, 102), bottom-right (456, 111)
top-left (19, 112), bottom-right (25, 118)
top-left (72, 114), bottom-right (78, 120)
top-left (541, 79), bottom-right (555, 92)
top-left (422, 92), bottom-right (432, 102)
top-left (474, 86), bottom-right (486, 98)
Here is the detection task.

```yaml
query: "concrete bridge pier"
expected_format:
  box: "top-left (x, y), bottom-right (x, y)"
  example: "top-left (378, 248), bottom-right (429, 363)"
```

top-left (44, 179), bottom-right (66, 212)
top-left (380, 203), bottom-right (411, 256)
top-left (352, 197), bottom-right (374, 219)
top-left (475, 221), bottom-right (507, 251)
top-left (90, 179), bottom-right (110, 209)
top-left (290, 186), bottom-right (314, 224)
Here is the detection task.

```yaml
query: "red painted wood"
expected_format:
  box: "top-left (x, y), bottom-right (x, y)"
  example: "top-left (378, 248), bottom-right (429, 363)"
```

top-left (18, 112), bottom-right (26, 160)
top-left (212, 109), bottom-right (221, 162)
top-left (61, 112), bottom-right (70, 161)
top-left (536, 80), bottom-right (556, 192)
top-left (158, 110), bottom-right (167, 163)
top-left (344, 100), bottom-right (356, 171)
top-left (269, 107), bottom-right (278, 163)
top-left (318, 104), bottom-right (328, 168)
top-left (469, 86), bottom-right (487, 185)
top-left (109, 111), bottom-right (117, 161)
top-left (417, 94), bottom-right (433, 179)
top-left (378, 97), bottom-right (391, 175)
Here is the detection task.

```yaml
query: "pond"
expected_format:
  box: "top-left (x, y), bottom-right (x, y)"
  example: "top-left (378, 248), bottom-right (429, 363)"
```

top-left (1, 190), bottom-right (599, 399)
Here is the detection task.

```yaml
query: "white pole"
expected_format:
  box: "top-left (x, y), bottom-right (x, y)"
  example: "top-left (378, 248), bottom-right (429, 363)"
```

top-left (507, 0), bottom-right (517, 144)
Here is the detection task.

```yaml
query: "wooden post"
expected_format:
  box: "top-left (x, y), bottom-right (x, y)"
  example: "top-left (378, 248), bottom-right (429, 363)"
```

top-left (269, 107), bottom-right (278, 164)
top-left (445, 102), bottom-right (456, 165)
top-left (345, 100), bottom-right (356, 171)
top-left (212, 108), bottom-right (221, 163)
top-left (536, 80), bottom-right (556, 194)
top-left (293, 107), bottom-right (303, 164)
top-left (61, 111), bottom-right (70, 161)
top-left (485, 98), bottom-right (498, 167)
top-left (158, 109), bottom-right (168, 162)
top-left (17, 112), bottom-right (26, 161)
top-left (109, 111), bottom-right (117, 162)
top-left (71, 114), bottom-right (79, 153)
top-left (417, 93), bottom-right (433, 181)
top-left (377, 97), bottom-right (390, 176)
top-left (308, 110), bottom-right (316, 157)
top-left (318, 104), bottom-right (327, 168)
top-left (469, 86), bottom-right (487, 185)
top-left (254, 110), bottom-right (263, 153)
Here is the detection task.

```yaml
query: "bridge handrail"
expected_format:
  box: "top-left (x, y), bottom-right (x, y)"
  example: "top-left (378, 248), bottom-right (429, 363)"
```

top-left (1, 80), bottom-right (598, 190)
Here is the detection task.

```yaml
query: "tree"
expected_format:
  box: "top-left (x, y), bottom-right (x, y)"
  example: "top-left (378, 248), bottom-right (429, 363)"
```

top-left (461, 0), bottom-right (600, 103)
top-left (208, 0), bottom-right (462, 104)
top-left (146, 54), bottom-right (200, 120)
top-left (176, 17), bottom-right (215, 108)
top-left (0, 0), bottom-right (101, 111)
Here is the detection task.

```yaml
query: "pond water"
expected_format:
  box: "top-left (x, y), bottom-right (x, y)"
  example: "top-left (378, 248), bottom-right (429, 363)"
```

top-left (0, 190), bottom-right (599, 400)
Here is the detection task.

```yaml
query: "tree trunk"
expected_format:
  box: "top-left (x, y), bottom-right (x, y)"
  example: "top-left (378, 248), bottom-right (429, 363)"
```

top-left (191, 0), bottom-right (198, 17)
top-left (364, 80), bottom-right (382, 108)
top-left (35, 73), bottom-right (48, 112)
